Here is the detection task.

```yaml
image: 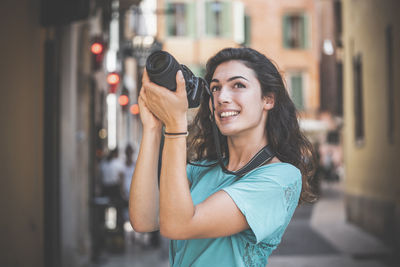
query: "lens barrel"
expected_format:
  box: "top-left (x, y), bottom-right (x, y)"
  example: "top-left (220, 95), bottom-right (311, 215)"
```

top-left (146, 51), bottom-right (180, 91)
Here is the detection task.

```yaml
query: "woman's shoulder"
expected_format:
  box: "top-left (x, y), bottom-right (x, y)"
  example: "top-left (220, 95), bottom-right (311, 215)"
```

top-left (186, 159), bottom-right (219, 182)
top-left (244, 162), bottom-right (301, 187)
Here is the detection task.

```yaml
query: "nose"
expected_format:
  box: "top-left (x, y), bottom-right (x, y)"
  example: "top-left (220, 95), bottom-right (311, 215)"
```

top-left (216, 86), bottom-right (232, 105)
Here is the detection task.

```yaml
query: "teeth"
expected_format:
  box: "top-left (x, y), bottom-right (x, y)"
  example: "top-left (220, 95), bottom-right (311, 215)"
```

top-left (220, 111), bottom-right (239, 118)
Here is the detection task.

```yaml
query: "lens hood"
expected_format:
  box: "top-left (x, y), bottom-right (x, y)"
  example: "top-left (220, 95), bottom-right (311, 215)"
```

top-left (146, 51), bottom-right (180, 91)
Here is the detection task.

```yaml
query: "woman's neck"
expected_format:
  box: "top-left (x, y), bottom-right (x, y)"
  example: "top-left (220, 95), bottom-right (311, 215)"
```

top-left (226, 131), bottom-right (268, 171)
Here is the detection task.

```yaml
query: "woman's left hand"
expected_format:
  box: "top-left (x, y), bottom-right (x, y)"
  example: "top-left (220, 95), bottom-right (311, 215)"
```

top-left (141, 69), bottom-right (188, 132)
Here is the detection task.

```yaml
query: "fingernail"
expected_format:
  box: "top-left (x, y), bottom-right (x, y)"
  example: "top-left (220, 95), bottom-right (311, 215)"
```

top-left (178, 70), bottom-right (184, 80)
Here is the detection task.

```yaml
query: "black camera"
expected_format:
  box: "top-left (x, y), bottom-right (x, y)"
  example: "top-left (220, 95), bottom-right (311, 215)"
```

top-left (145, 51), bottom-right (205, 108)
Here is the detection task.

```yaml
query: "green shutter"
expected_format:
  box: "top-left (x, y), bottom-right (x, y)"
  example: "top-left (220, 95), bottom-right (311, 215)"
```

top-left (291, 74), bottom-right (304, 109)
top-left (302, 14), bottom-right (309, 49)
top-left (186, 2), bottom-right (196, 38)
top-left (283, 15), bottom-right (290, 48)
top-left (221, 1), bottom-right (232, 38)
top-left (244, 14), bottom-right (251, 45)
top-left (166, 2), bottom-right (174, 36)
top-left (205, 2), bottom-right (214, 36)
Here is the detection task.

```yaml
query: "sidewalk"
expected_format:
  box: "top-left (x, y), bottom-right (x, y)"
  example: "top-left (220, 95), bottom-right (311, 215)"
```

top-left (269, 182), bottom-right (394, 267)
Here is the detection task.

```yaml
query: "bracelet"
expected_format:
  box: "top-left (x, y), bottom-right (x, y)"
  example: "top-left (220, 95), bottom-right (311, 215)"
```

top-left (164, 131), bottom-right (189, 138)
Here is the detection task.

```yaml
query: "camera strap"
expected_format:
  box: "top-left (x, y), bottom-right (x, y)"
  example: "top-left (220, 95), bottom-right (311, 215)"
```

top-left (189, 82), bottom-right (276, 178)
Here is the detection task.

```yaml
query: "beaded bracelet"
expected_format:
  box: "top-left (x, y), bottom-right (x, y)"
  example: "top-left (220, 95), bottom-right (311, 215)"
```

top-left (164, 131), bottom-right (189, 138)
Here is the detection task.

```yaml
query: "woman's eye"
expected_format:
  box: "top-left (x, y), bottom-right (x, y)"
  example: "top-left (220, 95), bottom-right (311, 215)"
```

top-left (233, 82), bottom-right (245, 89)
top-left (211, 86), bottom-right (220, 92)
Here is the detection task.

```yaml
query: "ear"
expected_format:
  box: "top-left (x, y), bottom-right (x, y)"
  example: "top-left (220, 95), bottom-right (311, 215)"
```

top-left (263, 93), bottom-right (275, 111)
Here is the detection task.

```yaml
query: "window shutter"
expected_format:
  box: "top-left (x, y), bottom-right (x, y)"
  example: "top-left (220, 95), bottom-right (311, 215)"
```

top-left (283, 15), bottom-right (290, 48)
top-left (186, 2), bottom-right (196, 38)
top-left (301, 14), bottom-right (309, 49)
top-left (244, 14), bottom-right (251, 46)
top-left (291, 74), bottom-right (304, 109)
top-left (166, 2), bottom-right (173, 36)
top-left (205, 2), bottom-right (215, 36)
top-left (221, 1), bottom-right (232, 38)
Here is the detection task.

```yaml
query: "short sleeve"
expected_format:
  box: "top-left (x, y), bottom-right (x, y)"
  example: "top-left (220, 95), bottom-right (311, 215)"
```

top-left (221, 167), bottom-right (289, 244)
top-left (186, 160), bottom-right (216, 186)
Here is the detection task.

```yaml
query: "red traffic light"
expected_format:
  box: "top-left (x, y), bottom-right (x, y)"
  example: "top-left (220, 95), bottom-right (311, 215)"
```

top-left (91, 42), bottom-right (103, 55)
top-left (118, 95), bottom-right (129, 106)
top-left (130, 104), bottom-right (140, 115)
top-left (107, 73), bottom-right (120, 86)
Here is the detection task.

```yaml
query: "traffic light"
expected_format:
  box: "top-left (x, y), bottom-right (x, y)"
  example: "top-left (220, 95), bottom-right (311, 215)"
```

top-left (119, 87), bottom-right (129, 112)
top-left (107, 72), bottom-right (120, 94)
top-left (91, 38), bottom-right (105, 70)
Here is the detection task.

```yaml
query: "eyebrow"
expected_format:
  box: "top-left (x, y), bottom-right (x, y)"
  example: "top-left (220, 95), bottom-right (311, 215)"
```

top-left (211, 76), bottom-right (249, 83)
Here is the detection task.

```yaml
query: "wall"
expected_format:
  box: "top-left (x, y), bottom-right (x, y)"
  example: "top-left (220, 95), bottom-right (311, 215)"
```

top-left (59, 23), bottom-right (92, 267)
top-left (0, 0), bottom-right (44, 266)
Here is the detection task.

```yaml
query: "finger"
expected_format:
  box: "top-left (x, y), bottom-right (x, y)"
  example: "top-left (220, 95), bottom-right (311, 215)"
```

top-left (139, 87), bottom-right (145, 98)
top-left (142, 68), bottom-right (150, 83)
top-left (176, 70), bottom-right (186, 95)
top-left (139, 89), bottom-right (148, 104)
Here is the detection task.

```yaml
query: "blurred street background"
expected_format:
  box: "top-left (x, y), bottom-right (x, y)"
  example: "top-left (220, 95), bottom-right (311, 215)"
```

top-left (0, 0), bottom-right (399, 266)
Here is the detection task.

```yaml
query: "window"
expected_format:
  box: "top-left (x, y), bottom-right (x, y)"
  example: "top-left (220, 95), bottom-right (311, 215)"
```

top-left (283, 13), bottom-right (309, 49)
top-left (353, 54), bottom-right (364, 144)
top-left (386, 25), bottom-right (394, 144)
top-left (166, 2), bottom-right (195, 37)
top-left (286, 72), bottom-right (305, 110)
top-left (333, 0), bottom-right (342, 47)
top-left (205, 1), bottom-right (232, 38)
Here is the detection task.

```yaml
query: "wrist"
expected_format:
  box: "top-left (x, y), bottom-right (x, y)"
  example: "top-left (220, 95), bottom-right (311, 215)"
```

top-left (165, 123), bottom-right (187, 133)
top-left (143, 126), bottom-right (162, 136)
top-left (165, 118), bottom-right (187, 133)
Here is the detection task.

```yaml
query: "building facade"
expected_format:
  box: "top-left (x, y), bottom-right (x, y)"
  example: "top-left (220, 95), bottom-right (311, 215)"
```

top-left (246, 0), bottom-right (321, 116)
top-left (342, 0), bottom-right (400, 252)
top-left (156, 0), bottom-right (321, 118)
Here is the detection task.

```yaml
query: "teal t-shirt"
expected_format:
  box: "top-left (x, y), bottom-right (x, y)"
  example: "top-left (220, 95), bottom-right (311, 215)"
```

top-left (169, 161), bottom-right (302, 267)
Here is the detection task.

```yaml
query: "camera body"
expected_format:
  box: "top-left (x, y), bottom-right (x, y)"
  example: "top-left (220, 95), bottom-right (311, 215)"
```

top-left (145, 51), bottom-right (205, 108)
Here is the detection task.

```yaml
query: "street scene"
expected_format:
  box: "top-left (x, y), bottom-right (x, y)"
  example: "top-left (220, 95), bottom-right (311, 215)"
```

top-left (1, 0), bottom-right (399, 266)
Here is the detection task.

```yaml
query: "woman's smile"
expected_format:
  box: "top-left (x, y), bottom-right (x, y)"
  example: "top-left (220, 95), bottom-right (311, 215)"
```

top-left (219, 110), bottom-right (240, 120)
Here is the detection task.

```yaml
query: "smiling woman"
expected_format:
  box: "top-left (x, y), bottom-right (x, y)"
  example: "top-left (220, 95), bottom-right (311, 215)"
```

top-left (129, 47), bottom-right (315, 267)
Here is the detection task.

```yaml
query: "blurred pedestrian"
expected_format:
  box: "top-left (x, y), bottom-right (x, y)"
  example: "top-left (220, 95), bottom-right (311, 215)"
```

top-left (122, 144), bottom-right (136, 202)
top-left (100, 148), bottom-right (124, 198)
top-left (130, 47), bottom-right (315, 266)
top-left (100, 148), bottom-right (125, 250)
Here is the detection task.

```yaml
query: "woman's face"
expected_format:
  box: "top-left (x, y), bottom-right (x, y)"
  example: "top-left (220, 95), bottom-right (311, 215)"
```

top-left (209, 60), bottom-right (272, 137)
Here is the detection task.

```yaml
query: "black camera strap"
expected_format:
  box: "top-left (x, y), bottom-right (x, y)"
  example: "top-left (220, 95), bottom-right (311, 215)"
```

top-left (189, 80), bottom-right (276, 178)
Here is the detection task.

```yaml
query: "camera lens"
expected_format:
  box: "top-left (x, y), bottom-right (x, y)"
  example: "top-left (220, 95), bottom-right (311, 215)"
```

top-left (147, 53), bottom-right (169, 74)
top-left (146, 51), bottom-right (181, 91)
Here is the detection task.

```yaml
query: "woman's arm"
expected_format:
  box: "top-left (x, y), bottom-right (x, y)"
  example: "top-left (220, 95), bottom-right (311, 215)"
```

top-left (159, 136), bottom-right (250, 240)
top-left (141, 71), bottom-right (250, 240)
top-left (129, 91), bottom-right (162, 233)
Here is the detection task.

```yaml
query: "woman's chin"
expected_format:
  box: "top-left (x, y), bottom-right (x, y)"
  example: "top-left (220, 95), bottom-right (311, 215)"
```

top-left (218, 126), bottom-right (239, 137)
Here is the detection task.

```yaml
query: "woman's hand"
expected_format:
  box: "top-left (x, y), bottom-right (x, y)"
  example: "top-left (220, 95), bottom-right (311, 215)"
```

top-left (141, 69), bottom-right (188, 132)
top-left (138, 88), bottom-right (162, 132)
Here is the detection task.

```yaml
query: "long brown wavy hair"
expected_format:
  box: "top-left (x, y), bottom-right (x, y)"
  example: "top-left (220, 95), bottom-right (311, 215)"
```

top-left (187, 47), bottom-right (316, 203)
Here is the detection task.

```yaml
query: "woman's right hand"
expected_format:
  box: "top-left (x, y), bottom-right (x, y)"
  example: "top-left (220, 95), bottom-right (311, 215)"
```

top-left (138, 88), bottom-right (162, 132)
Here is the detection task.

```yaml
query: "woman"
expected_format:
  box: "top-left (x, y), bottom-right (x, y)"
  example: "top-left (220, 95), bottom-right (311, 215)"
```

top-left (129, 47), bottom-right (315, 266)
